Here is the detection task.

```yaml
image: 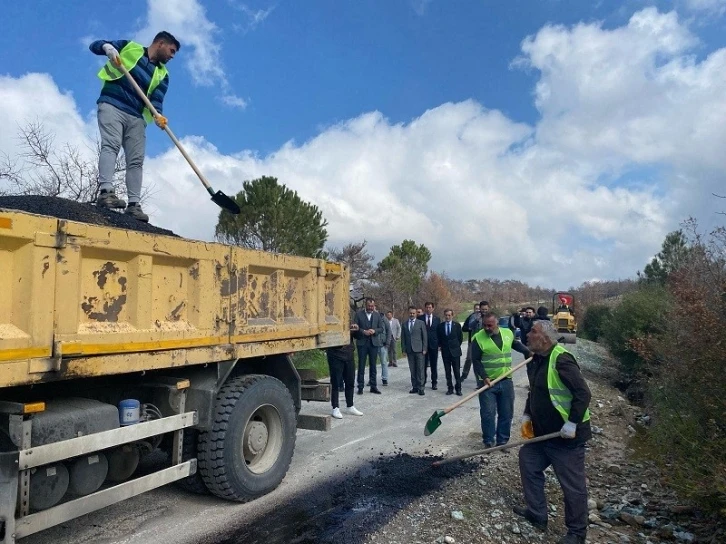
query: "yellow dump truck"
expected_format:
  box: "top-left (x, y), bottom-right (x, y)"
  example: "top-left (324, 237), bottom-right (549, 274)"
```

top-left (0, 205), bottom-right (349, 542)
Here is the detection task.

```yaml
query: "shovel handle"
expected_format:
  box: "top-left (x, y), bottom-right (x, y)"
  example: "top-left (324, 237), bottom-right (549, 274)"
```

top-left (443, 357), bottom-right (532, 415)
top-left (116, 62), bottom-right (214, 194)
top-left (432, 431), bottom-right (561, 467)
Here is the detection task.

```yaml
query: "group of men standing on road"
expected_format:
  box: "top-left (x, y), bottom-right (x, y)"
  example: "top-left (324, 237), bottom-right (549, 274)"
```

top-left (329, 298), bottom-right (466, 399)
top-left (400, 303), bottom-right (464, 396)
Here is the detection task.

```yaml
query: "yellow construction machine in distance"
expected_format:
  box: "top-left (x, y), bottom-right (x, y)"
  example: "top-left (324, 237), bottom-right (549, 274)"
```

top-left (552, 292), bottom-right (577, 344)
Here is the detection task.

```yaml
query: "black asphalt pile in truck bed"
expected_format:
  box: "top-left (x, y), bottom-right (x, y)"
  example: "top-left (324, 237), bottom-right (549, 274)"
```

top-left (0, 195), bottom-right (177, 237)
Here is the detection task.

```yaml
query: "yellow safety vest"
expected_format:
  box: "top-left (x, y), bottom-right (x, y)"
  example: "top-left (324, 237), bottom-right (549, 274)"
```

top-left (473, 328), bottom-right (513, 380)
top-left (548, 344), bottom-right (591, 423)
top-left (97, 41), bottom-right (168, 124)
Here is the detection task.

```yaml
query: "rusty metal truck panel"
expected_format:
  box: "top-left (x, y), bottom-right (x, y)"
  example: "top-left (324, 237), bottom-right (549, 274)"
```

top-left (0, 209), bottom-right (349, 387)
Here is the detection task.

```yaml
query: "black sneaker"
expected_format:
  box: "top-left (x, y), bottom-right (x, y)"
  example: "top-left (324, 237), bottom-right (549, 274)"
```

top-left (124, 203), bottom-right (149, 222)
top-left (97, 190), bottom-right (126, 209)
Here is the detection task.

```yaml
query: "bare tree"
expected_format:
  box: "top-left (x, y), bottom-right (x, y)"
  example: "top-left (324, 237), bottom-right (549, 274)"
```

top-left (0, 120), bottom-right (153, 204)
top-left (327, 240), bottom-right (375, 287)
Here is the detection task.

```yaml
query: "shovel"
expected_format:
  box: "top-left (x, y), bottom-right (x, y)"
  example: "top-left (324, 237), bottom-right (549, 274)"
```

top-left (423, 357), bottom-right (532, 436)
top-left (431, 431), bottom-right (560, 467)
top-left (117, 62), bottom-right (241, 215)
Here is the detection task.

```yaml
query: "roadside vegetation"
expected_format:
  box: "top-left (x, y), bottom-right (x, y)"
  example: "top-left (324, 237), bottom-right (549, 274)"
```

top-left (580, 222), bottom-right (726, 514)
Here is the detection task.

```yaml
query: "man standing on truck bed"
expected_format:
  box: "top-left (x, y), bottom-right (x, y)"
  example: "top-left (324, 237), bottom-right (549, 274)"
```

top-left (90, 32), bottom-right (180, 223)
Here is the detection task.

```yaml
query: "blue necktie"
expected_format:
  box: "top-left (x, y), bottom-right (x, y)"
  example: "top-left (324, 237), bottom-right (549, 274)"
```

top-left (447, 322), bottom-right (451, 336)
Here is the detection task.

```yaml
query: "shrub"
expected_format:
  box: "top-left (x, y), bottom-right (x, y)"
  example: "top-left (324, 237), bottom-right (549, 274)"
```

top-left (601, 286), bottom-right (670, 377)
top-left (579, 304), bottom-right (612, 341)
top-left (633, 226), bottom-right (726, 512)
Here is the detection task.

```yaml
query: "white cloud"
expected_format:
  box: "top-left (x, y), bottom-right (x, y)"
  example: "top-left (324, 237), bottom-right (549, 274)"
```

top-left (683, 0), bottom-right (726, 15)
top-left (0, 74), bottom-right (96, 172)
top-left (135, 0), bottom-right (224, 87)
top-left (411, 0), bottom-right (435, 16)
top-left (220, 93), bottom-right (249, 109)
top-left (228, 1), bottom-right (275, 34)
top-left (2, 7), bottom-right (725, 287)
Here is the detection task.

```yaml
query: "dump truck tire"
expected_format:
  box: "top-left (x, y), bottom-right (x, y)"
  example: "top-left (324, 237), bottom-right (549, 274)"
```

top-left (198, 375), bottom-right (297, 502)
top-left (175, 429), bottom-right (210, 495)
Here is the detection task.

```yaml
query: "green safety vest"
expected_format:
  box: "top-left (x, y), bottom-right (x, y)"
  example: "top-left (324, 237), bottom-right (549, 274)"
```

top-left (97, 41), bottom-right (168, 124)
top-left (548, 344), bottom-right (591, 423)
top-left (473, 327), bottom-right (513, 380)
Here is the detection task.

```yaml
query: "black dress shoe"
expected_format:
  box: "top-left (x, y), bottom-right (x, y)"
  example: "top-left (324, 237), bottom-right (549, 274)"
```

top-left (418, 389), bottom-right (425, 395)
top-left (357, 387), bottom-right (364, 394)
top-left (431, 385), bottom-right (438, 390)
top-left (512, 506), bottom-right (548, 531)
top-left (370, 387), bottom-right (382, 394)
top-left (455, 390), bottom-right (462, 396)
top-left (382, 380), bottom-right (388, 386)
top-left (409, 388), bottom-right (417, 394)
top-left (446, 389), bottom-right (454, 395)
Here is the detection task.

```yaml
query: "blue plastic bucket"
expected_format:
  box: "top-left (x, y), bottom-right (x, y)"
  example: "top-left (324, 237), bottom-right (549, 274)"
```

top-left (118, 399), bottom-right (141, 426)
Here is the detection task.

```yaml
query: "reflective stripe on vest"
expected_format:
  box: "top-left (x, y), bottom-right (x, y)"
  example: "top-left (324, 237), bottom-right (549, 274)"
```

top-left (473, 328), bottom-right (514, 380)
top-left (97, 42), bottom-right (168, 123)
top-left (547, 344), bottom-right (591, 423)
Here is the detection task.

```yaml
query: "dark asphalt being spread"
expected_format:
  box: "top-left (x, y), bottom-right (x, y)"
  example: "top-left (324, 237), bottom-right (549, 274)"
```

top-left (216, 452), bottom-right (479, 544)
top-left (0, 195), bottom-right (177, 237)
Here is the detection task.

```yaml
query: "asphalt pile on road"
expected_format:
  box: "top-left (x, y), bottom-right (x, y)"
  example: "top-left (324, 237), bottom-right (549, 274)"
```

top-left (219, 451), bottom-right (480, 544)
top-left (0, 195), bottom-right (177, 237)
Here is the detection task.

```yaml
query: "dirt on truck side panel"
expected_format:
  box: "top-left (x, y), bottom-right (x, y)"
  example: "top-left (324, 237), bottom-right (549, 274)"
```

top-left (0, 207), bottom-right (349, 388)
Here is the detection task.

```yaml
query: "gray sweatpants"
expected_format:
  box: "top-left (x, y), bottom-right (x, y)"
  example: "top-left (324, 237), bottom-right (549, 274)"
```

top-left (97, 102), bottom-right (146, 204)
top-left (519, 440), bottom-right (588, 538)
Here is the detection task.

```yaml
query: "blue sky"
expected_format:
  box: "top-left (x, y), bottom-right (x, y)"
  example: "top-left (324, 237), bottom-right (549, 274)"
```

top-left (3, 0), bottom-right (719, 155)
top-left (1, 0), bottom-right (725, 286)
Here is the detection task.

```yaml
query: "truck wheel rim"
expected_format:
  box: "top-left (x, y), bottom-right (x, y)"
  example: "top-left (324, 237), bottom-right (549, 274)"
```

top-left (242, 405), bottom-right (283, 474)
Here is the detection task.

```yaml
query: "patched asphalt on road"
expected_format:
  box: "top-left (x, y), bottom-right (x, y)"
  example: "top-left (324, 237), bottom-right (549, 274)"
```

top-left (217, 451), bottom-right (479, 544)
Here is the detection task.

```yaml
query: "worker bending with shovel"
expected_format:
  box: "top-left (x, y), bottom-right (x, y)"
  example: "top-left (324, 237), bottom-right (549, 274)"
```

top-left (514, 319), bottom-right (592, 544)
top-left (90, 32), bottom-right (180, 222)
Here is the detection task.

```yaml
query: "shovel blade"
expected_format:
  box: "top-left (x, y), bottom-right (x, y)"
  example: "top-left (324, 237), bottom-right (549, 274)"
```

top-left (424, 410), bottom-right (446, 436)
top-left (211, 190), bottom-right (241, 214)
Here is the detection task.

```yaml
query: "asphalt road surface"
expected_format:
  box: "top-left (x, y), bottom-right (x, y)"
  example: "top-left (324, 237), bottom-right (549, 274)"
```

top-left (23, 344), bottom-right (530, 544)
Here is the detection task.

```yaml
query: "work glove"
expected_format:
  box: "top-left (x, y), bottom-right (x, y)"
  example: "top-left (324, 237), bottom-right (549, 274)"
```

top-left (102, 43), bottom-right (121, 65)
top-left (560, 421), bottom-right (577, 439)
top-left (154, 115), bottom-right (168, 129)
top-left (521, 414), bottom-right (534, 439)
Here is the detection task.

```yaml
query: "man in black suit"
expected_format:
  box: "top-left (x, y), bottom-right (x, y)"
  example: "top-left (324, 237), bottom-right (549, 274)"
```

top-left (418, 301), bottom-right (441, 390)
top-left (353, 297), bottom-right (384, 394)
top-left (437, 308), bottom-right (464, 396)
top-left (400, 305), bottom-right (428, 395)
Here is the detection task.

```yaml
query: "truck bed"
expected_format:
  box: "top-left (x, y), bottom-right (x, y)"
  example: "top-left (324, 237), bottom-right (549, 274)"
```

top-left (0, 207), bottom-right (348, 388)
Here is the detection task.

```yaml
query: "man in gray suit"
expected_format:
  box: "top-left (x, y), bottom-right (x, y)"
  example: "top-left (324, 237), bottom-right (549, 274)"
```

top-left (353, 297), bottom-right (385, 394)
top-left (386, 310), bottom-right (401, 367)
top-left (401, 305), bottom-right (428, 395)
